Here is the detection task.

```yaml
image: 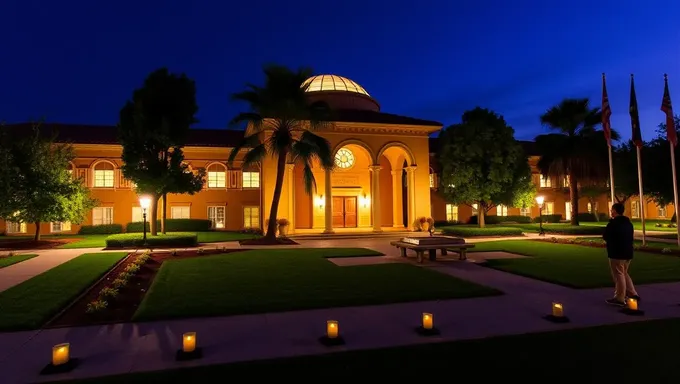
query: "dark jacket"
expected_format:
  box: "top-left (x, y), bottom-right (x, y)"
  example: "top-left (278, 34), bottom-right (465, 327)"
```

top-left (602, 215), bottom-right (635, 260)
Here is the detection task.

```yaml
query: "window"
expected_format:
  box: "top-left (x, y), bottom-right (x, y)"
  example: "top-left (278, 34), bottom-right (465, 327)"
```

top-left (544, 202), bottom-right (554, 215)
top-left (563, 177), bottom-right (570, 188)
top-left (496, 205), bottom-right (508, 216)
top-left (208, 206), bottom-right (226, 229)
top-left (242, 171), bottom-right (260, 188)
top-left (520, 207), bottom-right (531, 217)
top-left (565, 202), bottom-right (572, 221)
top-left (429, 174), bottom-right (435, 188)
top-left (445, 204), bottom-right (458, 222)
top-left (658, 205), bottom-right (667, 218)
top-left (631, 201), bottom-right (640, 219)
top-left (540, 175), bottom-right (552, 188)
top-left (207, 164), bottom-right (226, 188)
top-left (93, 207), bottom-right (114, 225)
top-left (132, 207), bottom-right (143, 222)
top-left (471, 203), bottom-right (478, 216)
top-left (171, 206), bottom-right (190, 219)
top-left (243, 206), bottom-right (260, 228)
top-left (93, 162), bottom-right (115, 188)
top-left (587, 202), bottom-right (598, 213)
top-left (6, 221), bottom-right (26, 233)
top-left (51, 222), bottom-right (71, 233)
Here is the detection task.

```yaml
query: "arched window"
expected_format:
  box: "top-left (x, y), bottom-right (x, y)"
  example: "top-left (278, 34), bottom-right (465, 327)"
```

top-left (93, 161), bottom-right (115, 188)
top-left (207, 163), bottom-right (226, 188)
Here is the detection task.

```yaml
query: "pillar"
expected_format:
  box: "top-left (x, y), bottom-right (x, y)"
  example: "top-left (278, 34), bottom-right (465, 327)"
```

top-left (324, 168), bottom-right (333, 234)
top-left (286, 163), bottom-right (295, 234)
top-left (391, 169), bottom-right (403, 227)
top-left (370, 165), bottom-right (382, 232)
top-left (405, 166), bottom-right (417, 230)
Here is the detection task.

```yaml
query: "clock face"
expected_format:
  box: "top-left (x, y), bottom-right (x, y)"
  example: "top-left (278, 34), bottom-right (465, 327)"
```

top-left (334, 148), bottom-right (355, 169)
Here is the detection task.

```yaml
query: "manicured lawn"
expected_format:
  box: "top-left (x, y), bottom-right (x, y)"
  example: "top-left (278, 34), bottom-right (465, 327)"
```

top-left (440, 225), bottom-right (523, 237)
top-left (502, 223), bottom-right (605, 235)
top-left (438, 223), bottom-right (604, 236)
top-left (106, 232), bottom-right (198, 248)
top-left (648, 233), bottom-right (680, 240)
top-left (58, 235), bottom-right (109, 249)
top-left (573, 237), bottom-right (680, 250)
top-left (0, 252), bottom-right (128, 331)
top-left (0, 253), bottom-right (37, 268)
top-left (583, 219), bottom-right (676, 232)
top-left (134, 248), bottom-right (500, 321)
top-left (62, 317), bottom-right (680, 382)
top-left (472, 240), bottom-right (680, 288)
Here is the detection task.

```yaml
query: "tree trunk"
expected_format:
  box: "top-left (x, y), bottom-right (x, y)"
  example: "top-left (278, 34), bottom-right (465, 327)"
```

top-left (150, 194), bottom-right (160, 236)
top-left (478, 201), bottom-right (485, 228)
top-left (264, 151), bottom-right (288, 242)
top-left (161, 193), bottom-right (167, 234)
top-left (34, 221), bottom-right (41, 241)
top-left (569, 172), bottom-right (579, 226)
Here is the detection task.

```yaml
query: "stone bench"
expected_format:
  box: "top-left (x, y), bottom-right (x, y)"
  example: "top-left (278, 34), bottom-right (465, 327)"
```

top-left (390, 240), bottom-right (476, 263)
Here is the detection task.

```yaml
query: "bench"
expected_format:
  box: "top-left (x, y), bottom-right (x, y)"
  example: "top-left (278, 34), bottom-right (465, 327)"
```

top-left (390, 241), bottom-right (476, 263)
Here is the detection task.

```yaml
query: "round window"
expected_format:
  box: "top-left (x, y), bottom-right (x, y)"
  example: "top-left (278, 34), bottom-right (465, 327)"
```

top-left (334, 148), bottom-right (355, 169)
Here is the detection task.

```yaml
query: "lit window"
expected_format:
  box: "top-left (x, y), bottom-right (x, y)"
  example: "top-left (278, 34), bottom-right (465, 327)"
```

top-left (631, 201), bottom-right (640, 219)
top-left (51, 222), bottom-right (71, 233)
top-left (587, 202), bottom-right (599, 213)
top-left (93, 207), bottom-right (114, 225)
top-left (334, 148), bottom-right (355, 169)
top-left (6, 221), bottom-right (26, 234)
top-left (93, 162), bottom-right (115, 188)
top-left (243, 206), bottom-right (260, 228)
top-left (132, 207), bottom-right (143, 222)
top-left (520, 207), bottom-right (531, 217)
top-left (496, 205), bottom-right (508, 217)
top-left (208, 206), bottom-right (226, 229)
top-left (472, 203), bottom-right (478, 216)
top-left (171, 206), bottom-right (190, 219)
top-left (658, 205), bottom-right (667, 218)
top-left (242, 171), bottom-right (260, 188)
top-left (429, 173), bottom-right (438, 189)
top-left (540, 175), bottom-right (552, 188)
top-left (207, 164), bottom-right (226, 188)
top-left (445, 204), bottom-right (458, 222)
top-left (563, 177), bottom-right (570, 188)
top-left (544, 202), bottom-right (554, 215)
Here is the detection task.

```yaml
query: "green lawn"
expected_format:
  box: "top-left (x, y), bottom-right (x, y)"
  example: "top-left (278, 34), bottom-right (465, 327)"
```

top-left (134, 248), bottom-right (500, 321)
top-left (0, 252), bottom-right (127, 331)
top-left (0, 253), bottom-right (37, 268)
top-left (501, 223), bottom-right (605, 235)
top-left (572, 237), bottom-right (680, 250)
top-left (60, 317), bottom-right (680, 382)
top-left (440, 225), bottom-right (523, 237)
top-left (472, 240), bottom-right (680, 288)
top-left (438, 223), bottom-right (604, 236)
top-left (583, 219), bottom-right (676, 232)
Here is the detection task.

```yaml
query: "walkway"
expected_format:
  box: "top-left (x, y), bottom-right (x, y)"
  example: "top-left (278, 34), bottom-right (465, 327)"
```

top-left (1, 240), bottom-right (680, 383)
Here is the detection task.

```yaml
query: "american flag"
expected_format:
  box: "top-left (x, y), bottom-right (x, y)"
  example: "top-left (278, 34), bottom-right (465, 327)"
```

top-left (630, 75), bottom-right (643, 147)
top-left (662, 74), bottom-right (677, 146)
top-left (602, 73), bottom-right (612, 146)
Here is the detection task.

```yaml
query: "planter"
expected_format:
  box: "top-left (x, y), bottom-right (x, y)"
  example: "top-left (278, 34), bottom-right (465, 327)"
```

top-left (278, 225), bottom-right (289, 237)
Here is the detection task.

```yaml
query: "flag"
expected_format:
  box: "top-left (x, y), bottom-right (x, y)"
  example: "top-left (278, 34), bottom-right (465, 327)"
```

top-left (602, 73), bottom-right (612, 146)
top-left (630, 74), bottom-right (643, 147)
top-left (662, 74), bottom-right (677, 146)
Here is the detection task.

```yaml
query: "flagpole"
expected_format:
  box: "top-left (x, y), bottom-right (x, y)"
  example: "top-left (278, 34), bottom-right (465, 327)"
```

top-left (670, 142), bottom-right (680, 246)
top-left (608, 144), bottom-right (615, 203)
top-left (636, 146), bottom-right (646, 246)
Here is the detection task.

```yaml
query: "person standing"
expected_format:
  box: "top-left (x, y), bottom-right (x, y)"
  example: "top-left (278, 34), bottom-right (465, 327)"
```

top-left (603, 202), bottom-right (641, 306)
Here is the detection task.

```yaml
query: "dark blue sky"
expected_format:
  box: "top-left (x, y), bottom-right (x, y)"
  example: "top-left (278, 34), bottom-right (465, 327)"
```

top-left (2, 0), bottom-right (678, 141)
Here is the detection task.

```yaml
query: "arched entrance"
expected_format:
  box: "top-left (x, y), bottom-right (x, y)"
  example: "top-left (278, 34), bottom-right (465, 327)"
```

top-left (377, 142), bottom-right (416, 230)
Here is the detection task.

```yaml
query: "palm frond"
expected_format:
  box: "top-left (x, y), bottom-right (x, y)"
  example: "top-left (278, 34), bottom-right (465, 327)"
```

top-left (301, 160), bottom-right (317, 195)
top-left (298, 131), bottom-right (334, 170)
top-left (228, 132), bottom-right (261, 166)
top-left (241, 143), bottom-right (267, 168)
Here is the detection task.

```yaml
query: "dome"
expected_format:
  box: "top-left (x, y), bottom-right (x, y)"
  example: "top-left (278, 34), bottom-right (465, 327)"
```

top-left (302, 75), bottom-right (371, 96)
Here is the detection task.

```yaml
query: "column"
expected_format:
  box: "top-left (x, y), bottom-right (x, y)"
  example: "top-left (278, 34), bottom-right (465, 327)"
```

top-left (286, 163), bottom-right (295, 234)
top-left (405, 166), bottom-right (417, 230)
top-left (370, 165), bottom-right (382, 232)
top-left (323, 168), bottom-right (333, 233)
top-left (391, 169), bottom-right (403, 227)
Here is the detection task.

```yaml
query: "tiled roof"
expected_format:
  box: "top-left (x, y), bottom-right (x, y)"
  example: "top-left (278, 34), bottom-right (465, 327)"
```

top-left (333, 109), bottom-right (442, 127)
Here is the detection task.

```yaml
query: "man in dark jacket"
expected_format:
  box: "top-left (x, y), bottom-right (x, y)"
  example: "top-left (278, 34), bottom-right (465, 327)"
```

top-left (603, 202), bottom-right (640, 306)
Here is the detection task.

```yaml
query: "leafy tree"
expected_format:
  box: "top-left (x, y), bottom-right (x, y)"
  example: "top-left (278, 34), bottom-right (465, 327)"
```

top-left (535, 98), bottom-right (618, 225)
top-left (580, 183), bottom-right (609, 220)
top-left (118, 68), bottom-right (205, 235)
top-left (439, 107), bottom-right (533, 227)
top-left (228, 65), bottom-right (334, 242)
top-left (0, 123), bottom-right (97, 240)
top-left (612, 140), bottom-right (643, 204)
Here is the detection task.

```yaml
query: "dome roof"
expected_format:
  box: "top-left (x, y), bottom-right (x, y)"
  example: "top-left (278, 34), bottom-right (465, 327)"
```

top-left (302, 75), bottom-right (370, 96)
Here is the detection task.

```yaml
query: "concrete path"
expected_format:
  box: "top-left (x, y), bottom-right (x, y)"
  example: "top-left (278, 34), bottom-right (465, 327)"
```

top-left (1, 242), bottom-right (680, 383)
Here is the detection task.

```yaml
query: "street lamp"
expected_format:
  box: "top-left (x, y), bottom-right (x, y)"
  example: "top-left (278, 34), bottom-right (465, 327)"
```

top-left (535, 195), bottom-right (545, 236)
top-left (139, 195), bottom-right (151, 244)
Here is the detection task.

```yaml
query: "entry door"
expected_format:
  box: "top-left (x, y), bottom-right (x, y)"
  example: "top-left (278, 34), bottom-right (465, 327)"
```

top-left (331, 196), bottom-right (357, 228)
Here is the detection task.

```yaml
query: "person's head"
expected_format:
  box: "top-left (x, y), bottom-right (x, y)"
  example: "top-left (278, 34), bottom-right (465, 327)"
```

top-left (611, 203), bottom-right (625, 217)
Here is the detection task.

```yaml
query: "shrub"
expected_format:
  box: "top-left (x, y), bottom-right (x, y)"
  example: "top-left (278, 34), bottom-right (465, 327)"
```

top-left (105, 232), bottom-right (198, 248)
top-left (79, 224), bottom-right (123, 235)
top-left (86, 299), bottom-right (108, 313)
top-left (577, 212), bottom-right (608, 222)
top-left (441, 226), bottom-right (523, 237)
top-left (533, 214), bottom-right (562, 223)
top-left (99, 287), bottom-right (119, 299)
top-left (467, 215), bottom-right (532, 225)
top-left (277, 218), bottom-right (290, 226)
top-left (541, 225), bottom-right (605, 235)
top-left (124, 264), bottom-right (140, 273)
top-left (434, 220), bottom-right (460, 227)
top-left (125, 219), bottom-right (212, 233)
top-left (111, 278), bottom-right (128, 289)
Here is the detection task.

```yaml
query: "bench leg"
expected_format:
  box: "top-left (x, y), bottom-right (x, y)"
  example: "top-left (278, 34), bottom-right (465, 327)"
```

top-left (441, 248), bottom-right (447, 256)
top-left (416, 251), bottom-right (424, 263)
top-left (428, 249), bottom-right (437, 261)
top-left (459, 249), bottom-right (467, 261)
top-left (400, 247), bottom-right (407, 258)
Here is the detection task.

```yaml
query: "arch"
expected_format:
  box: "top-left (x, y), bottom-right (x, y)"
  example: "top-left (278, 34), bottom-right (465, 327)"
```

top-left (205, 161), bottom-right (227, 171)
top-left (377, 141), bottom-right (416, 167)
top-left (332, 139), bottom-right (376, 165)
top-left (89, 159), bottom-right (117, 170)
top-left (90, 159), bottom-right (117, 188)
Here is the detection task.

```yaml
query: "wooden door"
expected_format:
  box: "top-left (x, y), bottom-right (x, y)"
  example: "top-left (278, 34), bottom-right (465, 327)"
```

top-left (344, 197), bottom-right (357, 227)
top-left (332, 197), bottom-right (345, 227)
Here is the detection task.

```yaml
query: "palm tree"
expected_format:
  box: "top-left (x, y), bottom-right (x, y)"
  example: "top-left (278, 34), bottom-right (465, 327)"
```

top-left (228, 65), bottom-right (335, 243)
top-left (535, 98), bottom-right (619, 225)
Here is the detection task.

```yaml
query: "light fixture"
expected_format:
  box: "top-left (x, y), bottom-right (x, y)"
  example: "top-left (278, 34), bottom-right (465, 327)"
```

top-left (535, 195), bottom-right (544, 207)
top-left (316, 195), bottom-right (325, 210)
top-left (326, 320), bottom-right (338, 339)
top-left (52, 343), bottom-right (70, 366)
top-left (544, 301), bottom-right (569, 323)
top-left (176, 331), bottom-right (202, 361)
top-left (422, 313), bottom-right (433, 330)
top-left (552, 302), bottom-right (564, 318)
top-left (627, 298), bottom-right (638, 311)
top-left (360, 195), bottom-right (370, 208)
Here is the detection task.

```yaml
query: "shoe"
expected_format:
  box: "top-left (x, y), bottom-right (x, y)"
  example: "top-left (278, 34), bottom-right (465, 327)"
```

top-left (605, 298), bottom-right (626, 306)
top-left (626, 295), bottom-right (641, 302)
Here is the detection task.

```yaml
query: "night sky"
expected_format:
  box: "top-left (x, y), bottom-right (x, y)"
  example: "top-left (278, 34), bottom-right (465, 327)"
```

top-left (2, 0), bottom-right (678, 141)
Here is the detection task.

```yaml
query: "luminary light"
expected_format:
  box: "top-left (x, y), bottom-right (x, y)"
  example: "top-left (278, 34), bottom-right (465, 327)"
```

top-left (627, 298), bottom-right (638, 311)
top-left (360, 195), bottom-right (370, 208)
top-left (326, 320), bottom-right (339, 339)
top-left (535, 195), bottom-right (545, 206)
top-left (422, 313), bottom-right (433, 330)
top-left (139, 195), bottom-right (151, 210)
top-left (316, 195), bottom-right (325, 210)
top-left (183, 332), bottom-right (196, 353)
top-left (52, 343), bottom-right (70, 366)
top-left (552, 302), bottom-right (564, 318)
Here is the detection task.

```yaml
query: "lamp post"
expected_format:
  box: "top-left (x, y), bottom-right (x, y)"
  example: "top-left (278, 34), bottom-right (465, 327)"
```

top-left (139, 195), bottom-right (151, 245)
top-left (535, 195), bottom-right (545, 236)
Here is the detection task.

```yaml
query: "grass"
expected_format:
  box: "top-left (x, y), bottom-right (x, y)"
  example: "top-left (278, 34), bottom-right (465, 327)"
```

top-left (0, 252), bottom-right (128, 331)
top-left (472, 240), bottom-right (680, 288)
top-left (583, 219), bottom-right (677, 232)
top-left (60, 317), bottom-right (680, 382)
top-left (133, 248), bottom-right (500, 321)
top-left (440, 226), bottom-right (523, 237)
top-left (572, 237), bottom-right (679, 250)
top-left (0, 253), bottom-right (37, 268)
top-left (501, 223), bottom-right (605, 235)
top-left (105, 232), bottom-right (198, 248)
top-left (647, 233), bottom-right (680, 240)
top-left (438, 223), bottom-right (604, 236)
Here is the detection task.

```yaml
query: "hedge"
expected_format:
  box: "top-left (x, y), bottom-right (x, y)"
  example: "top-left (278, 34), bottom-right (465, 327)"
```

top-left (532, 214), bottom-right (562, 223)
top-left (78, 224), bottom-right (123, 235)
top-left (577, 212), bottom-right (608, 222)
top-left (467, 215), bottom-right (532, 225)
top-left (105, 232), bottom-right (198, 248)
top-left (441, 226), bottom-right (524, 237)
top-left (126, 219), bottom-right (212, 233)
